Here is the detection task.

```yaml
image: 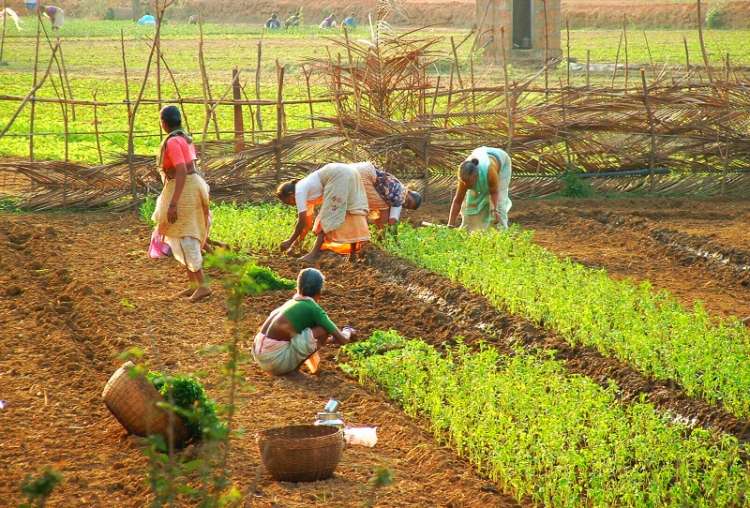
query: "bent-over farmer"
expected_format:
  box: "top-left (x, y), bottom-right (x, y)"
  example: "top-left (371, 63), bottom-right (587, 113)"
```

top-left (42, 5), bottom-right (64, 30)
top-left (353, 162), bottom-right (422, 227)
top-left (448, 146), bottom-right (512, 231)
top-left (276, 163), bottom-right (370, 263)
top-left (253, 268), bottom-right (356, 376)
top-left (151, 105), bottom-right (212, 302)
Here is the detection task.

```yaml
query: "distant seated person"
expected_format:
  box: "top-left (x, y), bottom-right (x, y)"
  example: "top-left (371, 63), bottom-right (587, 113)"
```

top-left (253, 268), bottom-right (357, 376)
top-left (265, 12), bottom-right (281, 29)
top-left (41, 4), bottom-right (64, 30)
top-left (319, 13), bottom-right (336, 29)
top-left (285, 11), bottom-right (300, 29)
top-left (24, 0), bottom-right (37, 13)
top-left (137, 12), bottom-right (156, 25)
top-left (342, 13), bottom-right (356, 29)
top-left (188, 14), bottom-right (198, 25)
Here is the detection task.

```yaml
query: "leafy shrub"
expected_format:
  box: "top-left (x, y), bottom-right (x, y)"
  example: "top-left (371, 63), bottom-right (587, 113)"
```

top-left (560, 170), bottom-right (594, 198)
top-left (140, 195), bottom-right (156, 225)
top-left (147, 371), bottom-right (226, 442)
top-left (706, 7), bottom-right (726, 29)
top-left (19, 468), bottom-right (62, 508)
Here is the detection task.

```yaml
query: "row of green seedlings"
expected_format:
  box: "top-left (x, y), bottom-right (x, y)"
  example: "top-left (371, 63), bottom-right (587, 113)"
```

top-left (342, 330), bottom-right (750, 507)
top-left (162, 201), bottom-right (750, 421)
top-left (380, 223), bottom-right (750, 420)
top-left (151, 201), bottom-right (750, 419)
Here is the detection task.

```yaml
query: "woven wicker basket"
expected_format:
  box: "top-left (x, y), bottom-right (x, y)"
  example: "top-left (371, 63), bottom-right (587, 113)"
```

top-left (102, 361), bottom-right (188, 444)
top-left (259, 425), bottom-right (344, 482)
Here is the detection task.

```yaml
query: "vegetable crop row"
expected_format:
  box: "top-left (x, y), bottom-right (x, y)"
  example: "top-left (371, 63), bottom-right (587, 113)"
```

top-left (381, 225), bottom-right (750, 420)
top-left (342, 331), bottom-right (750, 507)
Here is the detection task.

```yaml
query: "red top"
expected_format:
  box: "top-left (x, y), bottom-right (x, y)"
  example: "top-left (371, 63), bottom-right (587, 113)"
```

top-left (162, 136), bottom-right (196, 170)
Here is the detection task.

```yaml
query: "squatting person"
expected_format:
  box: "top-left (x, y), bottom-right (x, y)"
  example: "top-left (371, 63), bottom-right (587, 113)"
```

top-left (276, 163), bottom-right (370, 263)
top-left (253, 268), bottom-right (356, 376)
top-left (448, 146), bottom-right (513, 231)
top-left (151, 105), bottom-right (212, 302)
top-left (41, 4), bottom-right (64, 30)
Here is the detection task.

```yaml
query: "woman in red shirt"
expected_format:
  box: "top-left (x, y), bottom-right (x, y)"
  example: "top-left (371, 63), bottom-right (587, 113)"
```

top-left (151, 106), bottom-right (211, 302)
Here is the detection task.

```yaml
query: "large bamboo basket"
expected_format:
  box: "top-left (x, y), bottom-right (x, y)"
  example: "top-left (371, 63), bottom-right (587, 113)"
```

top-left (258, 425), bottom-right (344, 482)
top-left (102, 361), bottom-right (188, 444)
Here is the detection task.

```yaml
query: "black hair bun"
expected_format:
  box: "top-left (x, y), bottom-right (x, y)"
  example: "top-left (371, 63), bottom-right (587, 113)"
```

top-left (471, 158), bottom-right (479, 166)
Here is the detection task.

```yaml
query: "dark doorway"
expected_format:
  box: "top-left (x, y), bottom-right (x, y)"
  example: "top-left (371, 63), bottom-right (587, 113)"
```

top-left (513, 0), bottom-right (532, 49)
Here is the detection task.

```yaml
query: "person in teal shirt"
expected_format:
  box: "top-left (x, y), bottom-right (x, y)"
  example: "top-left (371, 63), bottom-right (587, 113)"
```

top-left (253, 268), bottom-right (357, 376)
top-left (448, 146), bottom-right (512, 231)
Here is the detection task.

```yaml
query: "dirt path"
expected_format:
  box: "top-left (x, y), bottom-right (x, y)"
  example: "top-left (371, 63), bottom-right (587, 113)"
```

top-left (0, 212), bottom-right (517, 507)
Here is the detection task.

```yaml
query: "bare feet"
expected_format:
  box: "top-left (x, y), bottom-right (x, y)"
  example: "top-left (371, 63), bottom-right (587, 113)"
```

top-left (173, 287), bottom-right (195, 299)
top-left (298, 252), bottom-right (321, 264)
top-left (189, 286), bottom-right (212, 303)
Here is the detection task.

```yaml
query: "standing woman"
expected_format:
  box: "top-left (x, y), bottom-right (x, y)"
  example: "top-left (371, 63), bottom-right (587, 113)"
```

top-left (276, 163), bottom-right (369, 263)
top-left (448, 146), bottom-right (512, 231)
top-left (151, 105), bottom-right (212, 302)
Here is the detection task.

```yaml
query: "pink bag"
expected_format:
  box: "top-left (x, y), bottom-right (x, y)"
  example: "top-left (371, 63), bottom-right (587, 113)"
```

top-left (148, 228), bottom-right (171, 259)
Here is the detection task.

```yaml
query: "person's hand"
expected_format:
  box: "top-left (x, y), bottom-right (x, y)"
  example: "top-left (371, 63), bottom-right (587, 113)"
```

top-left (280, 239), bottom-right (293, 252)
top-left (167, 203), bottom-right (178, 224)
top-left (492, 210), bottom-right (501, 225)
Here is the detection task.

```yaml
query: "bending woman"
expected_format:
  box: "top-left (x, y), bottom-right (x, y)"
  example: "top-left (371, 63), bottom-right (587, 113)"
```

top-left (151, 105), bottom-right (211, 302)
top-left (353, 162), bottom-right (422, 227)
top-left (448, 146), bottom-right (512, 231)
top-left (253, 268), bottom-right (356, 376)
top-left (276, 163), bottom-right (370, 263)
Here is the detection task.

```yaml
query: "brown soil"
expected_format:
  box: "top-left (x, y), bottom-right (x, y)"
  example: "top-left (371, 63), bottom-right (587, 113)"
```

top-left (0, 212), bottom-right (518, 507)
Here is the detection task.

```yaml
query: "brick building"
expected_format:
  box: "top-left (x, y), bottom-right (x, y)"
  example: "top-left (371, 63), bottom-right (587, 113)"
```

top-left (475, 0), bottom-right (561, 63)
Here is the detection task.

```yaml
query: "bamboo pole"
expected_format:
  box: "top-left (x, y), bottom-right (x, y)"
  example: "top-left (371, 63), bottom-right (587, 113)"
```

top-left (92, 90), bottom-right (103, 165)
top-left (450, 36), bottom-right (465, 89)
top-left (500, 26), bottom-right (513, 153)
top-left (152, 44), bottom-right (191, 133)
top-left (724, 53), bottom-right (730, 82)
top-left (543, 0), bottom-right (550, 101)
top-left (302, 64), bottom-right (315, 129)
top-left (611, 31), bottom-right (623, 89)
top-left (255, 40), bottom-right (264, 132)
top-left (560, 77), bottom-right (571, 168)
top-left (444, 64), bottom-right (454, 128)
top-left (29, 14), bottom-right (41, 161)
top-left (57, 44), bottom-right (75, 121)
top-left (683, 36), bottom-right (691, 75)
top-left (640, 68), bottom-right (657, 192)
top-left (0, 0), bottom-right (6, 65)
top-left (239, 83), bottom-right (256, 144)
top-left (198, 18), bottom-right (220, 141)
top-left (232, 67), bottom-right (244, 152)
top-left (343, 27), bottom-right (361, 119)
top-left (696, 0), bottom-right (713, 83)
top-left (49, 77), bottom-right (68, 162)
top-left (643, 31), bottom-right (655, 75)
top-left (623, 16), bottom-right (629, 90)
top-left (586, 49), bottom-right (590, 88)
top-left (469, 54), bottom-right (476, 123)
top-left (566, 19), bottom-right (571, 88)
top-left (274, 61), bottom-right (285, 184)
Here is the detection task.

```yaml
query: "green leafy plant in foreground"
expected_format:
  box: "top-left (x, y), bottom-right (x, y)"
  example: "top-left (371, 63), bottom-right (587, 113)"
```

top-left (19, 468), bottom-right (63, 508)
top-left (343, 331), bottom-right (750, 507)
top-left (146, 371), bottom-right (226, 442)
top-left (382, 224), bottom-right (750, 420)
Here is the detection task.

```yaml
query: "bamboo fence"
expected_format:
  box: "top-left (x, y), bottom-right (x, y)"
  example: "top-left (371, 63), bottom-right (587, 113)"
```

top-left (2, 1), bottom-right (750, 210)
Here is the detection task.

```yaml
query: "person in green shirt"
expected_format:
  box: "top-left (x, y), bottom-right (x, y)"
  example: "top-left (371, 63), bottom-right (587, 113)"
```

top-left (253, 268), bottom-right (357, 375)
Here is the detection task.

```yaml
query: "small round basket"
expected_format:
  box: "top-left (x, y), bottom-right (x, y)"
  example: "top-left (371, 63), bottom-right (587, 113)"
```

top-left (258, 425), bottom-right (344, 482)
top-left (102, 361), bottom-right (188, 444)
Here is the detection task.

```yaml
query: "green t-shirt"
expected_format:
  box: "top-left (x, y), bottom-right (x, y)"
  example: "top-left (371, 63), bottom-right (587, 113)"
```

top-left (280, 297), bottom-right (337, 335)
